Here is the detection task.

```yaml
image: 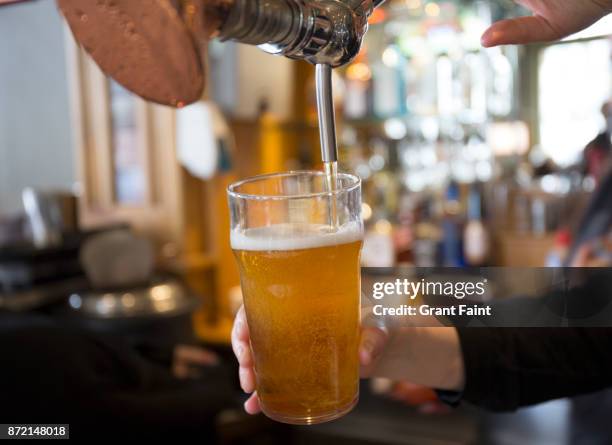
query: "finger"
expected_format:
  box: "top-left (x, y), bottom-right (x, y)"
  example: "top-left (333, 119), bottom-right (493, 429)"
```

top-left (481, 16), bottom-right (561, 47)
top-left (244, 392), bottom-right (261, 415)
top-left (359, 326), bottom-right (389, 367)
top-left (232, 306), bottom-right (250, 342)
top-left (232, 307), bottom-right (253, 367)
top-left (239, 365), bottom-right (256, 393)
top-left (175, 345), bottom-right (220, 366)
top-left (233, 339), bottom-right (253, 368)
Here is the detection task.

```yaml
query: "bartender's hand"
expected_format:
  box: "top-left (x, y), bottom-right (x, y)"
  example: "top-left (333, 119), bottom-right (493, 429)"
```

top-left (232, 306), bottom-right (465, 414)
top-left (232, 306), bottom-right (260, 414)
top-left (481, 0), bottom-right (612, 47)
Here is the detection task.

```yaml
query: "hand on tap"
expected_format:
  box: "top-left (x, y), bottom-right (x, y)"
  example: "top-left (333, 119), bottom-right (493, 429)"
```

top-left (482, 0), bottom-right (612, 47)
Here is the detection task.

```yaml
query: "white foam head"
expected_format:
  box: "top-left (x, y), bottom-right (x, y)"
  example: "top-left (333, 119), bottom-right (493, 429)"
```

top-left (231, 222), bottom-right (363, 251)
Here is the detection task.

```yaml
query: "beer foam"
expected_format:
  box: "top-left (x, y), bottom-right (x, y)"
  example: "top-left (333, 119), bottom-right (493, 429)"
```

top-left (231, 222), bottom-right (363, 251)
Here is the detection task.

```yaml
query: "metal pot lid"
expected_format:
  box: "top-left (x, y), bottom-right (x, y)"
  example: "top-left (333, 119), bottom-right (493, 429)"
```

top-left (57, 0), bottom-right (204, 106)
top-left (67, 279), bottom-right (200, 319)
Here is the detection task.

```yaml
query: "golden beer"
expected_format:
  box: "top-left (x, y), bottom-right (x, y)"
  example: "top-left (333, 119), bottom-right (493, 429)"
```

top-left (232, 223), bottom-right (362, 424)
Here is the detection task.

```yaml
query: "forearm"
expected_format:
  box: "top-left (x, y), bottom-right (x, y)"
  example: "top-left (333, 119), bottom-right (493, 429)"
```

top-left (366, 325), bottom-right (612, 412)
top-left (366, 327), bottom-right (465, 391)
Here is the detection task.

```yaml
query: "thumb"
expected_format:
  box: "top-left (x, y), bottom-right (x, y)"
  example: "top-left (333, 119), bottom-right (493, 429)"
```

top-left (481, 15), bottom-right (561, 47)
top-left (359, 326), bottom-right (389, 368)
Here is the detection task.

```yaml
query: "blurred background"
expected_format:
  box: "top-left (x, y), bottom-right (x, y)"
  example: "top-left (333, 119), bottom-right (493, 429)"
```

top-left (1, 0), bottom-right (611, 443)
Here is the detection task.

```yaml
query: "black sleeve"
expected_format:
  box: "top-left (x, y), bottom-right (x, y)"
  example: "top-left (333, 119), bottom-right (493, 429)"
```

top-left (456, 327), bottom-right (612, 412)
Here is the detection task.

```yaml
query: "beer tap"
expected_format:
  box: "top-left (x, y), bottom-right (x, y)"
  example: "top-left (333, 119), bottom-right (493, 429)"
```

top-left (57, 0), bottom-right (386, 106)
top-left (218, 0), bottom-right (384, 67)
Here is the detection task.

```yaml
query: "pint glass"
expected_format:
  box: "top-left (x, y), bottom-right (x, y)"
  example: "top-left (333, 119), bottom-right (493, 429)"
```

top-left (228, 171), bottom-right (363, 425)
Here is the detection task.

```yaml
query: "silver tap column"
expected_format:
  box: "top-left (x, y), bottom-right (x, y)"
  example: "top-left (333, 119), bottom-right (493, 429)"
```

top-left (315, 64), bottom-right (338, 164)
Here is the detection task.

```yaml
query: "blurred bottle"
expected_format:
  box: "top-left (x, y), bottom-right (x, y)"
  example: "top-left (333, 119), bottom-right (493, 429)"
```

top-left (531, 197), bottom-right (547, 237)
top-left (393, 192), bottom-right (414, 266)
top-left (344, 57), bottom-right (373, 120)
top-left (463, 183), bottom-right (490, 266)
top-left (369, 139), bottom-right (400, 216)
top-left (436, 53), bottom-right (455, 118)
top-left (487, 47), bottom-right (514, 117)
top-left (413, 199), bottom-right (442, 267)
top-left (441, 182), bottom-right (465, 267)
top-left (362, 208), bottom-right (395, 268)
top-left (362, 140), bottom-right (399, 267)
top-left (545, 229), bottom-right (572, 267)
top-left (513, 193), bottom-right (532, 235)
top-left (372, 45), bottom-right (406, 118)
top-left (458, 51), bottom-right (487, 123)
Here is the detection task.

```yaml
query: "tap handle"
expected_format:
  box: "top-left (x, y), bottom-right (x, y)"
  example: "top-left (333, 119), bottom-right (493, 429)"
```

top-left (220, 0), bottom-right (384, 67)
top-left (58, 0), bottom-right (205, 106)
top-left (295, 0), bottom-right (386, 66)
top-left (291, 0), bottom-right (379, 67)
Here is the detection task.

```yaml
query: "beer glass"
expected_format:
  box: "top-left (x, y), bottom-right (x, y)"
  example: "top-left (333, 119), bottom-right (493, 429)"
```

top-left (228, 171), bottom-right (363, 425)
